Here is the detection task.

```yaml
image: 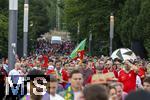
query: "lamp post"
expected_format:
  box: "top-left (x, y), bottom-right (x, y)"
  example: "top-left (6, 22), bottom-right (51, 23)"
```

top-left (89, 31), bottom-right (92, 56)
top-left (23, 0), bottom-right (29, 57)
top-left (8, 0), bottom-right (18, 71)
top-left (77, 21), bottom-right (80, 44)
top-left (109, 13), bottom-right (114, 56)
top-left (57, 0), bottom-right (60, 30)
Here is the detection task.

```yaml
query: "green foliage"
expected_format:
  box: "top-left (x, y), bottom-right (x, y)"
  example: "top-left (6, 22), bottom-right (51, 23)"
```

top-left (46, 0), bottom-right (57, 29)
top-left (0, 0), bottom-right (8, 57)
top-left (0, 0), bottom-right (53, 57)
top-left (136, 0), bottom-right (150, 58)
top-left (64, 0), bottom-right (150, 58)
top-left (64, 0), bottom-right (112, 55)
top-left (0, 14), bottom-right (8, 57)
top-left (117, 0), bottom-right (141, 47)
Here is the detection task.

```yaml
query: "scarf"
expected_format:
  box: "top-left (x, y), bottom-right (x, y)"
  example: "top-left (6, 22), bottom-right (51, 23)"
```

top-left (64, 86), bottom-right (74, 100)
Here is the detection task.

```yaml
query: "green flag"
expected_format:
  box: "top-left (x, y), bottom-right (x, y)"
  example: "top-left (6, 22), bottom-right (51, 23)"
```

top-left (70, 39), bottom-right (86, 59)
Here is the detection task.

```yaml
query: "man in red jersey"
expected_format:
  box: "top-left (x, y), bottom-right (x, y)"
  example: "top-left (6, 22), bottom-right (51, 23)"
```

top-left (137, 61), bottom-right (146, 83)
top-left (54, 60), bottom-right (69, 87)
top-left (118, 60), bottom-right (138, 93)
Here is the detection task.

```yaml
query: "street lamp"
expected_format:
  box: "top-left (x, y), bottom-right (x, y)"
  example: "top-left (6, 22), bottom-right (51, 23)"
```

top-left (89, 31), bottom-right (92, 56)
top-left (77, 21), bottom-right (80, 44)
top-left (23, 0), bottom-right (29, 57)
top-left (109, 13), bottom-right (114, 56)
top-left (8, 0), bottom-right (18, 71)
top-left (57, 0), bottom-right (61, 31)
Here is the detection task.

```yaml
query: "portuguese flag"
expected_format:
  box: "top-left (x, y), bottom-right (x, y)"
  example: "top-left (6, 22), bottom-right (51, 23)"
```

top-left (70, 39), bottom-right (86, 60)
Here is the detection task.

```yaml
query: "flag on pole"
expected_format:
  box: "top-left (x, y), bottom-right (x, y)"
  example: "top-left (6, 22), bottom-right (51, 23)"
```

top-left (70, 39), bottom-right (86, 59)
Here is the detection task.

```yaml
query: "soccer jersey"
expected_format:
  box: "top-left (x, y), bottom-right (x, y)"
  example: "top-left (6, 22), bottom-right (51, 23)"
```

top-left (118, 70), bottom-right (136, 93)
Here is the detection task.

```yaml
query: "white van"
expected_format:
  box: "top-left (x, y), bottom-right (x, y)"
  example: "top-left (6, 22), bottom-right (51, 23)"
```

top-left (51, 36), bottom-right (62, 44)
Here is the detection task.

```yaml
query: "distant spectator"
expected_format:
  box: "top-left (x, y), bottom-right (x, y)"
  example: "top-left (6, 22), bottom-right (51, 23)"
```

top-left (109, 86), bottom-right (117, 100)
top-left (143, 76), bottom-right (150, 92)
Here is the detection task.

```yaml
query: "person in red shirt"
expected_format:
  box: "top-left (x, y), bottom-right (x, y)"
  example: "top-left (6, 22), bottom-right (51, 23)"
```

top-left (102, 59), bottom-right (118, 79)
top-left (118, 60), bottom-right (138, 93)
top-left (45, 59), bottom-right (55, 75)
top-left (102, 67), bottom-right (109, 73)
top-left (61, 68), bottom-right (69, 87)
top-left (112, 69), bottom-right (118, 78)
top-left (92, 62), bottom-right (96, 74)
top-left (137, 62), bottom-right (146, 84)
top-left (55, 61), bottom-right (69, 88)
top-left (102, 60), bottom-right (111, 74)
top-left (41, 55), bottom-right (49, 68)
top-left (80, 60), bottom-right (94, 85)
top-left (113, 58), bottom-right (122, 78)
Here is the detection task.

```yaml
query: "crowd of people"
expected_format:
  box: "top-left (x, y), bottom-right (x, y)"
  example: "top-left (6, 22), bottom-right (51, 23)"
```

top-left (35, 39), bottom-right (74, 56)
top-left (0, 40), bottom-right (150, 100)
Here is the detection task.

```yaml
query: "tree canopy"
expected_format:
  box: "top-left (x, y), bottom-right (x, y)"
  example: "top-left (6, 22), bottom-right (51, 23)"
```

top-left (64, 0), bottom-right (150, 58)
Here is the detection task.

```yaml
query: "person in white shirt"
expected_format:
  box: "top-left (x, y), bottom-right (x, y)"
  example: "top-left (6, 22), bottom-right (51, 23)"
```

top-left (136, 75), bottom-right (143, 89)
top-left (7, 63), bottom-right (23, 99)
top-left (8, 63), bottom-right (22, 85)
top-left (42, 77), bottom-right (64, 100)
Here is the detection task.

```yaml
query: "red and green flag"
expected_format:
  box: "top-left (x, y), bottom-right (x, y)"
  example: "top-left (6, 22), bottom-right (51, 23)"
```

top-left (70, 39), bottom-right (86, 59)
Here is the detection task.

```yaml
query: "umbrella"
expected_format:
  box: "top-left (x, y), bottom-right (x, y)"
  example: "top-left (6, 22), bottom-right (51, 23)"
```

top-left (111, 48), bottom-right (137, 61)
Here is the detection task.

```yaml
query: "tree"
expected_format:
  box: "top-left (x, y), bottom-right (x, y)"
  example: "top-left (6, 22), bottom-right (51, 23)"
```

top-left (117, 0), bottom-right (141, 47)
top-left (64, 0), bottom-right (112, 55)
top-left (64, 0), bottom-right (150, 58)
top-left (0, 0), bottom-right (8, 57)
top-left (116, 0), bottom-right (150, 58)
top-left (132, 0), bottom-right (150, 58)
top-left (17, 0), bottom-right (51, 54)
top-left (0, 0), bottom-right (59, 57)
top-left (0, 14), bottom-right (8, 57)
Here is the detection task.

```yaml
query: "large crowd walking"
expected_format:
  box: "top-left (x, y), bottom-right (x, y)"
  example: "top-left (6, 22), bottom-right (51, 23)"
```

top-left (0, 40), bottom-right (150, 100)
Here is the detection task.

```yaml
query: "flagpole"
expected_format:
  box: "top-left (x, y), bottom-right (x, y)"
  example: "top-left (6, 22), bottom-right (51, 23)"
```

top-left (57, 0), bottom-right (61, 30)
top-left (77, 21), bottom-right (80, 45)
